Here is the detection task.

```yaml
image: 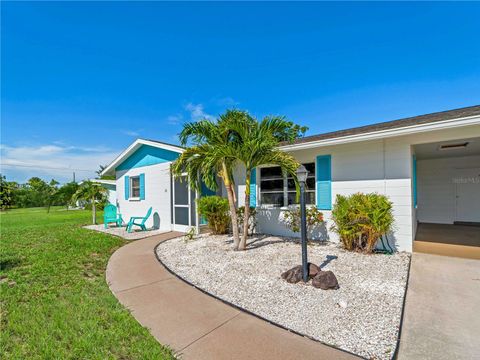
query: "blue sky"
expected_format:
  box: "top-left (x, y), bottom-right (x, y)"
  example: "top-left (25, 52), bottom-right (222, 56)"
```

top-left (2, 2), bottom-right (480, 183)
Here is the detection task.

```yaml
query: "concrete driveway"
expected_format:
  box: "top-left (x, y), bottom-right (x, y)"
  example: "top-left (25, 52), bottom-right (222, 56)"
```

top-left (398, 253), bottom-right (480, 359)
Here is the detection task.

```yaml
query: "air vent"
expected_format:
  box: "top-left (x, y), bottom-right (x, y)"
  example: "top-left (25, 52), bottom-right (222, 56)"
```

top-left (439, 142), bottom-right (469, 150)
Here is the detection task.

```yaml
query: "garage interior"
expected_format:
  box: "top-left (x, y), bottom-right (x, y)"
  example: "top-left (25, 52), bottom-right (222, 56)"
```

top-left (413, 137), bottom-right (480, 259)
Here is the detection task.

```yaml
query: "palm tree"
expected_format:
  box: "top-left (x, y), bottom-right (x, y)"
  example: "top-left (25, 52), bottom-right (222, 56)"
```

top-left (224, 115), bottom-right (307, 250)
top-left (72, 181), bottom-right (108, 224)
top-left (46, 179), bottom-right (59, 213)
top-left (172, 110), bottom-right (250, 249)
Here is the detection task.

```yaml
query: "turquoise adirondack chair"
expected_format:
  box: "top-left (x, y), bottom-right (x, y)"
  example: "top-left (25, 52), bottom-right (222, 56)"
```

top-left (104, 204), bottom-right (123, 229)
top-left (126, 207), bottom-right (153, 233)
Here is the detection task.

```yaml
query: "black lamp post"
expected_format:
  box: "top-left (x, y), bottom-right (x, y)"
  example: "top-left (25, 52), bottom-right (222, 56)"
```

top-left (296, 164), bottom-right (309, 282)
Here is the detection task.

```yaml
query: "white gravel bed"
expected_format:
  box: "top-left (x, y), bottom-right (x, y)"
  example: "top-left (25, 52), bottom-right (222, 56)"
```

top-left (157, 234), bottom-right (410, 359)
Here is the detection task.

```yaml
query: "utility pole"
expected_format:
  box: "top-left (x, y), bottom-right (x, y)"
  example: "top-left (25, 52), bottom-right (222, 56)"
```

top-left (73, 172), bottom-right (76, 183)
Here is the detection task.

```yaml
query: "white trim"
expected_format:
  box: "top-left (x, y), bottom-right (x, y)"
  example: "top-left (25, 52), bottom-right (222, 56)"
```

top-left (88, 179), bottom-right (116, 186)
top-left (129, 175), bottom-right (141, 199)
top-left (280, 115), bottom-right (480, 151)
top-left (101, 139), bottom-right (184, 176)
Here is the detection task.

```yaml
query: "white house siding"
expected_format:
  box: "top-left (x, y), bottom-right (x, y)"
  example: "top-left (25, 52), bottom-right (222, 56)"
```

top-left (107, 188), bottom-right (117, 205)
top-left (417, 155), bottom-right (480, 224)
top-left (242, 123), bottom-right (480, 253)
top-left (116, 162), bottom-right (172, 231)
top-left (249, 139), bottom-right (413, 251)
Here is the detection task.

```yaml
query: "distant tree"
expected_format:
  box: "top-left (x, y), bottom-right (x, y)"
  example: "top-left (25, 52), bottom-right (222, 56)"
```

top-left (72, 181), bottom-right (108, 224)
top-left (0, 175), bottom-right (15, 210)
top-left (26, 177), bottom-right (49, 207)
top-left (56, 182), bottom-right (80, 208)
top-left (45, 179), bottom-right (60, 213)
top-left (96, 164), bottom-right (115, 180)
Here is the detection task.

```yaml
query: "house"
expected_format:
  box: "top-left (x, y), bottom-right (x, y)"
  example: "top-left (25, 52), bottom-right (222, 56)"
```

top-left (90, 179), bottom-right (117, 205)
top-left (101, 105), bottom-right (480, 258)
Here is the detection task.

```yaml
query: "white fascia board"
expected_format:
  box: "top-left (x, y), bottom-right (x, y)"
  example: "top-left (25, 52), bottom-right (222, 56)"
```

top-left (101, 139), bottom-right (184, 176)
top-left (280, 115), bottom-right (480, 151)
top-left (89, 179), bottom-right (116, 185)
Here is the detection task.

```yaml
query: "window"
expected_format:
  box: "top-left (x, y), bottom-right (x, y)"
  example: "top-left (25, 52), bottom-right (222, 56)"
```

top-left (130, 176), bottom-right (140, 198)
top-left (259, 163), bottom-right (315, 207)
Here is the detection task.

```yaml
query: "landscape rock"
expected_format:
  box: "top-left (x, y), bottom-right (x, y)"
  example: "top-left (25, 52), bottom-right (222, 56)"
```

top-left (281, 263), bottom-right (320, 283)
top-left (281, 265), bottom-right (303, 283)
top-left (312, 270), bottom-right (339, 290)
top-left (308, 263), bottom-right (320, 277)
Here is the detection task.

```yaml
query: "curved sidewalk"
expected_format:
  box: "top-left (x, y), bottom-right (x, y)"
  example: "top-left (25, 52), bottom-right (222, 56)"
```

top-left (106, 232), bottom-right (357, 360)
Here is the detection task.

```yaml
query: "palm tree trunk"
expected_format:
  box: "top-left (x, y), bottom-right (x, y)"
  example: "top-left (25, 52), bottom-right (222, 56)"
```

top-left (92, 197), bottom-right (96, 225)
top-left (238, 169), bottom-right (251, 251)
top-left (221, 163), bottom-right (240, 249)
top-left (225, 183), bottom-right (240, 249)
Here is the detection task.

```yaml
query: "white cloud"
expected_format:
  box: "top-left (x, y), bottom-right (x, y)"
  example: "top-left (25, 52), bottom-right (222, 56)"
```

top-left (0, 143), bottom-right (119, 183)
top-left (121, 129), bottom-right (143, 137)
top-left (184, 103), bottom-right (215, 121)
top-left (212, 96), bottom-right (239, 107)
top-left (167, 114), bottom-right (183, 125)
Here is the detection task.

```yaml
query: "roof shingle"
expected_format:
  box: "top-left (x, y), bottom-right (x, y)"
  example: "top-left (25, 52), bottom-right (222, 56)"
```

top-left (288, 105), bottom-right (480, 145)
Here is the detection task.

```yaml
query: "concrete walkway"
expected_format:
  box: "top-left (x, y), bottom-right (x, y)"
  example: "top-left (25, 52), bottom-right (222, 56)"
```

top-left (398, 253), bottom-right (480, 359)
top-left (106, 232), bottom-right (357, 360)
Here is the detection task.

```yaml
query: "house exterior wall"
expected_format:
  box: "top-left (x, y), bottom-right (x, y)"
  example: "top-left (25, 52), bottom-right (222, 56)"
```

top-left (417, 155), bottom-right (480, 224)
top-left (239, 123), bottom-right (480, 253)
top-left (104, 184), bottom-right (117, 205)
top-left (249, 138), bottom-right (413, 251)
top-left (116, 162), bottom-right (172, 231)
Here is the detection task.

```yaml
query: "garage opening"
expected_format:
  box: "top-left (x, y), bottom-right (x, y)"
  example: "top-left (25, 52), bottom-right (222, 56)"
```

top-left (413, 137), bottom-right (480, 259)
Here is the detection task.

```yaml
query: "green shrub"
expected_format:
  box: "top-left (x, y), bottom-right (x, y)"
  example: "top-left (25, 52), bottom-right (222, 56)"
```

top-left (282, 206), bottom-right (324, 235)
top-left (236, 206), bottom-right (257, 235)
top-left (197, 196), bottom-right (231, 234)
top-left (331, 193), bottom-right (394, 253)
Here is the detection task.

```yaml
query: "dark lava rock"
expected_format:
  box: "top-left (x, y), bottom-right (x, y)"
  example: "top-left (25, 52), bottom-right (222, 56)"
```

top-left (312, 270), bottom-right (339, 290)
top-left (282, 263), bottom-right (320, 283)
top-left (281, 265), bottom-right (303, 283)
top-left (308, 263), bottom-right (320, 277)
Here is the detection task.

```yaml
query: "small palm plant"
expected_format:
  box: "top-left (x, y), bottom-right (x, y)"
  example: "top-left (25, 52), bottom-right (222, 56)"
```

top-left (172, 110), bottom-right (252, 249)
top-left (223, 114), bottom-right (307, 250)
top-left (331, 193), bottom-right (394, 253)
top-left (72, 181), bottom-right (108, 225)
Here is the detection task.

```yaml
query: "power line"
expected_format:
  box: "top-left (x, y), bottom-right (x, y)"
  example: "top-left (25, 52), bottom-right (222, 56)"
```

top-left (0, 163), bottom-right (96, 172)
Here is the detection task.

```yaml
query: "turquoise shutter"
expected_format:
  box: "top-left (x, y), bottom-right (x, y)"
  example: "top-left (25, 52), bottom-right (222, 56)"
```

top-left (249, 168), bottom-right (256, 207)
top-left (412, 155), bottom-right (417, 208)
top-left (316, 155), bottom-right (332, 210)
top-left (124, 176), bottom-right (130, 200)
top-left (139, 173), bottom-right (145, 200)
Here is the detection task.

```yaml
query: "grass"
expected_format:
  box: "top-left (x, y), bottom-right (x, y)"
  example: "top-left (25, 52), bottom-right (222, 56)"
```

top-left (0, 207), bottom-right (174, 359)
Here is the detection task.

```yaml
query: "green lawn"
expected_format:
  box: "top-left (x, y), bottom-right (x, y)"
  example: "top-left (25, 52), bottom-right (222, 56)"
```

top-left (0, 207), bottom-right (174, 359)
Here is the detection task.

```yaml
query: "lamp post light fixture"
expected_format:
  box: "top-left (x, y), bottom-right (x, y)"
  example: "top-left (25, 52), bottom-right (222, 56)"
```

top-left (296, 164), bottom-right (309, 282)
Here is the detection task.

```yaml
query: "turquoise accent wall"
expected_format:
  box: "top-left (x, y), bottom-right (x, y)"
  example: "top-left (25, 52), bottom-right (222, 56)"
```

top-left (116, 145), bottom-right (180, 171)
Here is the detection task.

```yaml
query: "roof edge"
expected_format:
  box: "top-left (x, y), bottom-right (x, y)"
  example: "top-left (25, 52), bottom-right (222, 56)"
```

top-left (282, 104), bottom-right (480, 149)
top-left (101, 139), bottom-right (184, 176)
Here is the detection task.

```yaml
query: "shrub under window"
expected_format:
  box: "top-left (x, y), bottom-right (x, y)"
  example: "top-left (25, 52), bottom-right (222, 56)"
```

top-left (197, 196), bottom-right (231, 234)
top-left (331, 193), bottom-right (394, 253)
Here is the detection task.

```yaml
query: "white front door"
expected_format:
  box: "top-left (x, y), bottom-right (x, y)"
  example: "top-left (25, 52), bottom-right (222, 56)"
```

top-left (172, 174), bottom-right (192, 232)
top-left (455, 168), bottom-right (480, 223)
